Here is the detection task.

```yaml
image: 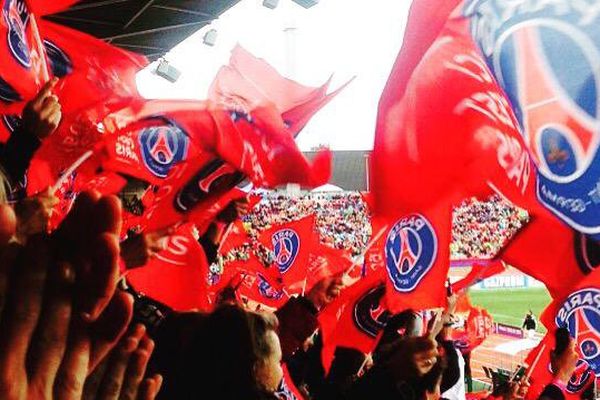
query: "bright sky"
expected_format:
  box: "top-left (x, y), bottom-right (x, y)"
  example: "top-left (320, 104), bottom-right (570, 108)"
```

top-left (136, 0), bottom-right (411, 151)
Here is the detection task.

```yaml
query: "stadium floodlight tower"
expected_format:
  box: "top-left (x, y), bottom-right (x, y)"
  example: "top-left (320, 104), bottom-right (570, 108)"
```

top-left (292, 0), bottom-right (319, 8)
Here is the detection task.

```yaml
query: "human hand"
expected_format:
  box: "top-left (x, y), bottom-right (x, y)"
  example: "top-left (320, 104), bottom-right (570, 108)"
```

top-left (306, 274), bottom-right (345, 310)
top-left (22, 78), bottom-right (61, 140)
top-left (503, 377), bottom-right (530, 400)
top-left (82, 324), bottom-right (162, 400)
top-left (120, 226), bottom-right (174, 270)
top-left (14, 188), bottom-right (59, 243)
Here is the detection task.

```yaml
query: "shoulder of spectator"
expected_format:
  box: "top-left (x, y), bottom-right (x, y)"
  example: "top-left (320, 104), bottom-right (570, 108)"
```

top-left (538, 383), bottom-right (566, 400)
top-left (0, 126), bottom-right (41, 186)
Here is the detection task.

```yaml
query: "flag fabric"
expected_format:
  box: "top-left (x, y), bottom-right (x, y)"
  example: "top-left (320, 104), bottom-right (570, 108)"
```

top-left (28, 0), bottom-right (78, 15)
top-left (465, 307), bottom-right (493, 351)
top-left (275, 364), bottom-right (303, 400)
top-left (218, 219), bottom-right (251, 257)
top-left (451, 260), bottom-right (506, 293)
top-left (209, 45), bottom-right (349, 137)
top-left (29, 20), bottom-right (147, 183)
top-left (524, 335), bottom-right (593, 400)
top-left (125, 223), bottom-right (212, 312)
top-left (381, 204), bottom-right (452, 313)
top-left (318, 271), bottom-right (387, 374)
top-left (0, 0), bottom-right (49, 114)
top-left (258, 215), bottom-right (318, 288)
top-left (534, 268), bottom-right (600, 396)
top-left (305, 244), bottom-right (353, 292)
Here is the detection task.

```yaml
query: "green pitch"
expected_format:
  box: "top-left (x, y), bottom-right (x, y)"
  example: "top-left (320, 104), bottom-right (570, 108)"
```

top-left (469, 288), bottom-right (552, 333)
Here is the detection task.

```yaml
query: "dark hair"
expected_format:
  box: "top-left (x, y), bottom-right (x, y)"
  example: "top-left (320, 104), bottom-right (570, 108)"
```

top-left (158, 305), bottom-right (279, 400)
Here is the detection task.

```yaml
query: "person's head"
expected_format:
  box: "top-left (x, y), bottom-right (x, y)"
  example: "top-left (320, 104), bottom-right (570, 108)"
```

top-left (177, 305), bottom-right (282, 399)
top-left (378, 336), bottom-right (440, 382)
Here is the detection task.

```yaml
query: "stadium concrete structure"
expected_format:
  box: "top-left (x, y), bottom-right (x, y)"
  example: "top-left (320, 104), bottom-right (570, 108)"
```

top-left (44, 0), bottom-right (242, 61)
top-left (303, 150), bottom-right (371, 191)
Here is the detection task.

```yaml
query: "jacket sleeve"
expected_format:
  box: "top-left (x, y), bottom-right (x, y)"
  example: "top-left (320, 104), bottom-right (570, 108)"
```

top-left (275, 296), bottom-right (319, 360)
top-left (0, 126), bottom-right (40, 190)
top-left (538, 384), bottom-right (566, 400)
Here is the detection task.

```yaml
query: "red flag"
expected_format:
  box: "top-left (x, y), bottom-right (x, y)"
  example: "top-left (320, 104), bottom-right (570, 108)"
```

top-left (534, 268), bottom-right (600, 394)
top-left (318, 271), bottom-right (387, 374)
top-left (525, 335), bottom-right (593, 400)
top-left (466, 307), bottom-right (494, 350)
top-left (275, 364), bottom-right (303, 400)
top-left (452, 260), bottom-right (506, 293)
top-left (0, 0), bottom-right (49, 113)
top-left (381, 205), bottom-right (452, 313)
top-left (28, 0), bottom-right (79, 15)
top-left (30, 20), bottom-right (147, 181)
top-left (305, 244), bottom-right (353, 292)
top-left (209, 45), bottom-right (349, 137)
top-left (218, 219), bottom-right (250, 257)
top-left (259, 215), bottom-right (318, 288)
top-left (125, 224), bottom-right (212, 312)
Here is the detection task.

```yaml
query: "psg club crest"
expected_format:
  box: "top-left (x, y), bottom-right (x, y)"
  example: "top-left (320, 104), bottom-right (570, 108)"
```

top-left (466, 0), bottom-right (600, 239)
top-left (385, 214), bottom-right (437, 292)
top-left (555, 288), bottom-right (600, 376)
top-left (272, 229), bottom-right (300, 274)
top-left (139, 122), bottom-right (189, 178)
top-left (3, 0), bottom-right (30, 68)
top-left (353, 284), bottom-right (390, 338)
top-left (44, 39), bottom-right (73, 78)
top-left (257, 274), bottom-right (284, 301)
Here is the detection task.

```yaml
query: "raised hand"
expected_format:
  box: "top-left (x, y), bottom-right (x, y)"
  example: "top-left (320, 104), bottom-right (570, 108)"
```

top-left (22, 78), bottom-right (62, 140)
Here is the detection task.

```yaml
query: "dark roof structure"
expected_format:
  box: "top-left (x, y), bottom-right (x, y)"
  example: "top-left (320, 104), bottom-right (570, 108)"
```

top-left (303, 150), bottom-right (371, 191)
top-left (45, 0), bottom-right (241, 61)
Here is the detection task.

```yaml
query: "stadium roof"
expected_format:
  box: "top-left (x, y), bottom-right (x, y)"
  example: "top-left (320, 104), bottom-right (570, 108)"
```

top-left (303, 150), bottom-right (371, 192)
top-left (45, 0), bottom-right (241, 61)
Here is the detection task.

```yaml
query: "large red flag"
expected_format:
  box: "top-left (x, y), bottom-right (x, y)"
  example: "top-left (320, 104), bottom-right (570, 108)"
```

top-left (305, 244), bottom-right (353, 293)
top-left (259, 215), bottom-right (317, 288)
top-left (218, 219), bottom-right (250, 257)
top-left (125, 224), bottom-right (212, 312)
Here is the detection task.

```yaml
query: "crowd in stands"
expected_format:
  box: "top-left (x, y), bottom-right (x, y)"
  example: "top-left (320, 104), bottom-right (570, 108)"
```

top-left (0, 79), bottom-right (573, 400)
top-left (244, 192), bottom-right (372, 256)
top-left (451, 196), bottom-right (529, 260)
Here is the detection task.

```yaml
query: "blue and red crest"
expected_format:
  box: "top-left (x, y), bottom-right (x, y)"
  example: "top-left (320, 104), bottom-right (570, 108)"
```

top-left (44, 39), bottom-right (73, 78)
top-left (467, 0), bottom-right (600, 239)
top-left (3, 0), bottom-right (30, 68)
top-left (257, 274), bottom-right (284, 301)
top-left (138, 122), bottom-right (189, 178)
top-left (555, 288), bottom-right (600, 376)
top-left (385, 214), bottom-right (437, 292)
top-left (272, 229), bottom-right (300, 274)
top-left (353, 284), bottom-right (390, 338)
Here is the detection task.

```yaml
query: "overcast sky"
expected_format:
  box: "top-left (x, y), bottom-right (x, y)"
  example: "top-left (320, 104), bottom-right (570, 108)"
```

top-left (136, 0), bottom-right (411, 151)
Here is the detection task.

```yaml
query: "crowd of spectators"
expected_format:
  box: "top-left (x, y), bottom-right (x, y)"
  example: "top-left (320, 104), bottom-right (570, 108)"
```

top-left (244, 192), bottom-right (371, 256)
top-left (242, 192), bottom-right (528, 261)
top-left (451, 196), bottom-right (529, 260)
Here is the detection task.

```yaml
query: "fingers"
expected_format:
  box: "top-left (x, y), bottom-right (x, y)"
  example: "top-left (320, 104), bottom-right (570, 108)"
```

top-left (28, 261), bottom-right (76, 398)
top-left (96, 324), bottom-right (146, 400)
top-left (0, 205), bottom-right (16, 246)
top-left (0, 235), bottom-right (50, 369)
top-left (31, 78), bottom-right (59, 109)
top-left (80, 233), bottom-right (120, 322)
top-left (118, 336), bottom-right (154, 400)
top-left (137, 375), bottom-right (162, 400)
top-left (89, 291), bottom-right (134, 372)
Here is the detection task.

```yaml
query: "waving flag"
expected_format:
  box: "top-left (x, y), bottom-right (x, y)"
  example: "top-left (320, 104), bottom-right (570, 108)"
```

top-left (125, 224), bottom-right (212, 312)
top-left (536, 268), bottom-right (600, 394)
top-left (451, 260), bottom-right (506, 293)
top-left (209, 45), bottom-right (350, 136)
top-left (0, 0), bottom-right (49, 114)
top-left (259, 215), bottom-right (317, 288)
top-left (318, 271), bottom-right (387, 374)
top-left (525, 335), bottom-right (593, 400)
top-left (305, 244), bottom-right (353, 292)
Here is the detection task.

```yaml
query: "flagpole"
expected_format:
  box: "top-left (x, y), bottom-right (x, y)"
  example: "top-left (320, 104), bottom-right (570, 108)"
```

top-left (344, 224), bottom-right (388, 278)
top-left (51, 150), bottom-right (94, 194)
top-left (525, 343), bottom-right (546, 381)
